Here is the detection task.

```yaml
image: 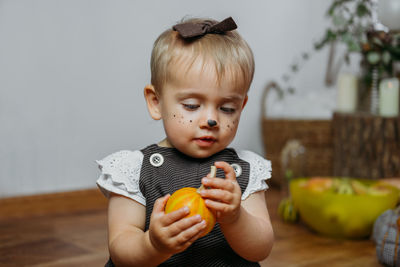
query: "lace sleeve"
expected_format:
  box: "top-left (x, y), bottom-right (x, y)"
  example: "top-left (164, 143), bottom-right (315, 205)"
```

top-left (237, 150), bottom-right (272, 200)
top-left (96, 150), bottom-right (146, 206)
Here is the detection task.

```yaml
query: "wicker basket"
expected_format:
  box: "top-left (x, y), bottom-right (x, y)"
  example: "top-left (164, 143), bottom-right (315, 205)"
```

top-left (261, 82), bottom-right (334, 187)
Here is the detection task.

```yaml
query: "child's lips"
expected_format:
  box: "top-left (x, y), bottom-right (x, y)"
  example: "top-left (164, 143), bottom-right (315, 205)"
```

top-left (194, 136), bottom-right (217, 147)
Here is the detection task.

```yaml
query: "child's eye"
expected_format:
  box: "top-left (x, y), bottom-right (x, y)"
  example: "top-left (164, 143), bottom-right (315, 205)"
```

top-left (220, 107), bottom-right (236, 114)
top-left (182, 103), bottom-right (200, 110)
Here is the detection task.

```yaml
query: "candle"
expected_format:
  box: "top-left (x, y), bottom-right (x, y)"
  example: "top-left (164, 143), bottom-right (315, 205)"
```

top-left (337, 73), bottom-right (358, 113)
top-left (379, 78), bottom-right (399, 117)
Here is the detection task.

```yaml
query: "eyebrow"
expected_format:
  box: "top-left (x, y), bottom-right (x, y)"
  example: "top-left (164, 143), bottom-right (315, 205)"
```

top-left (176, 91), bottom-right (245, 102)
top-left (223, 94), bottom-right (245, 102)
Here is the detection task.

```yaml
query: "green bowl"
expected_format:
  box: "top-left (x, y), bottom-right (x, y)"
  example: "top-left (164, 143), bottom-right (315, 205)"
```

top-left (290, 177), bottom-right (399, 238)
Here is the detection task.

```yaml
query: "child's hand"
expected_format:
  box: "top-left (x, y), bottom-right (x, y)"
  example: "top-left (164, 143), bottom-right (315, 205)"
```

top-left (148, 195), bottom-right (207, 255)
top-left (199, 161), bottom-right (242, 225)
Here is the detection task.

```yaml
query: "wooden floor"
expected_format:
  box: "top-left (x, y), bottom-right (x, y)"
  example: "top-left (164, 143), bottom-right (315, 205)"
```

top-left (0, 188), bottom-right (383, 267)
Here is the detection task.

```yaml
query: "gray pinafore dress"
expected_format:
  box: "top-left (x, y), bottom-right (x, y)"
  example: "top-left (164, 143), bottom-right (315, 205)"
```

top-left (97, 144), bottom-right (271, 266)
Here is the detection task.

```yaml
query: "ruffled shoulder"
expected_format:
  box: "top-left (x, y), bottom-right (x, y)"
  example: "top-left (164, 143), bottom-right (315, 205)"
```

top-left (96, 150), bottom-right (146, 205)
top-left (236, 150), bottom-right (272, 200)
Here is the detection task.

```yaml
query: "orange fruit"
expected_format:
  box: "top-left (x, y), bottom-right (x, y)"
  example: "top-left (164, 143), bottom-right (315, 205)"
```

top-left (165, 187), bottom-right (216, 237)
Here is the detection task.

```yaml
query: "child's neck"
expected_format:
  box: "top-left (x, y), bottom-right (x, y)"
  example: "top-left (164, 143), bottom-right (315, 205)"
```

top-left (158, 138), bottom-right (173, 148)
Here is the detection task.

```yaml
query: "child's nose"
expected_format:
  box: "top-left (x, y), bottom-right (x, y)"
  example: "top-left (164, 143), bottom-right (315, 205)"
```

top-left (207, 119), bottom-right (217, 127)
top-left (200, 111), bottom-right (219, 128)
top-left (200, 118), bottom-right (219, 129)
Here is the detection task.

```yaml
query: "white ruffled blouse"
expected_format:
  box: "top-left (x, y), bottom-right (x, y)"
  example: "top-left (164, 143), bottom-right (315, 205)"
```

top-left (96, 148), bottom-right (272, 206)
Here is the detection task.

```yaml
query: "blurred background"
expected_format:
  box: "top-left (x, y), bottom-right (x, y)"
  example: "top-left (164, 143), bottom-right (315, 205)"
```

top-left (0, 0), bottom-right (337, 197)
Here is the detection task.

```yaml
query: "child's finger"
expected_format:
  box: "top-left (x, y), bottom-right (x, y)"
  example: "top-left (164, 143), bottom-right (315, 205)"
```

top-left (204, 198), bottom-right (230, 212)
top-left (199, 188), bottom-right (233, 203)
top-left (175, 219), bottom-right (206, 245)
top-left (153, 194), bottom-right (170, 213)
top-left (202, 176), bottom-right (236, 192)
top-left (163, 206), bottom-right (190, 225)
top-left (168, 214), bottom-right (203, 236)
top-left (185, 223), bottom-right (207, 244)
top-left (214, 161), bottom-right (236, 181)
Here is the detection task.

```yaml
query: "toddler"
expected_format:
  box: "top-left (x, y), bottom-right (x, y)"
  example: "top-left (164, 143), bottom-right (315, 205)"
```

top-left (96, 16), bottom-right (274, 267)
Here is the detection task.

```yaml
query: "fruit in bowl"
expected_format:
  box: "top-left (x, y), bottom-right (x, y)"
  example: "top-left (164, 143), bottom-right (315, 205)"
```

top-left (290, 177), bottom-right (399, 238)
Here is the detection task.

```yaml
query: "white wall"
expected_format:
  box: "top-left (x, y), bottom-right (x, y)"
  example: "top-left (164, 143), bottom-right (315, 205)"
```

top-left (0, 0), bottom-right (333, 197)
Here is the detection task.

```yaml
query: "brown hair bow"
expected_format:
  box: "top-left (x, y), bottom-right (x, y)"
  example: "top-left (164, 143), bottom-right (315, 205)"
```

top-left (173, 17), bottom-right (237, 39)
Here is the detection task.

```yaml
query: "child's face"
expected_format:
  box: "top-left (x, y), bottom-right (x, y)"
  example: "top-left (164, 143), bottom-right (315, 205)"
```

top-left (155, 61), bottom-right (248, 158)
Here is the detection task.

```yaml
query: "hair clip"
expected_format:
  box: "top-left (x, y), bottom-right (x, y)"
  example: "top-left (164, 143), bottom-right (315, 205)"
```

top-left (173, 17), bottom-right (237, 39)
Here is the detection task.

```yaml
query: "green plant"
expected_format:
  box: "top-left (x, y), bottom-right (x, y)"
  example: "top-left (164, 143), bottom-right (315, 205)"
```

top-left (281, 0), bottom-right (375, 93)
top-left (360, 30), bottom-right (400, 85)
top-left (315, 0), bottom-right (374, 55)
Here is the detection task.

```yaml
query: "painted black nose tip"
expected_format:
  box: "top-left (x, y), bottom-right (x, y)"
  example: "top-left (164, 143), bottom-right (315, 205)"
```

top-left (207, 119), bottom-right (217, 127)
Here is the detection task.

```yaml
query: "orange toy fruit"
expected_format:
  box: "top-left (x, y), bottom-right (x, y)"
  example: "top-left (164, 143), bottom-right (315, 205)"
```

top-left (165, 166), bottom-right (217, 237)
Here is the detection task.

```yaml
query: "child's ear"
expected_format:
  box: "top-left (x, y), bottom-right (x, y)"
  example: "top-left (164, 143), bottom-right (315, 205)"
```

top-left (241, 95), bottom-right (248, 110)
top-left (144, 84), bottom-right (162, 120)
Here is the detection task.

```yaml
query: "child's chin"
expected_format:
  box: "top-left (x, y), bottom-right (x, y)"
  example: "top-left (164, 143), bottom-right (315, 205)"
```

top-left (180, 146), bottom-right (223, 159)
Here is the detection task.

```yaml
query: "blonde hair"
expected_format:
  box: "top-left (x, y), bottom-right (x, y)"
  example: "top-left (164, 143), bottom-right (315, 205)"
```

top-left (150, 18), bottom-right (255, 95)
